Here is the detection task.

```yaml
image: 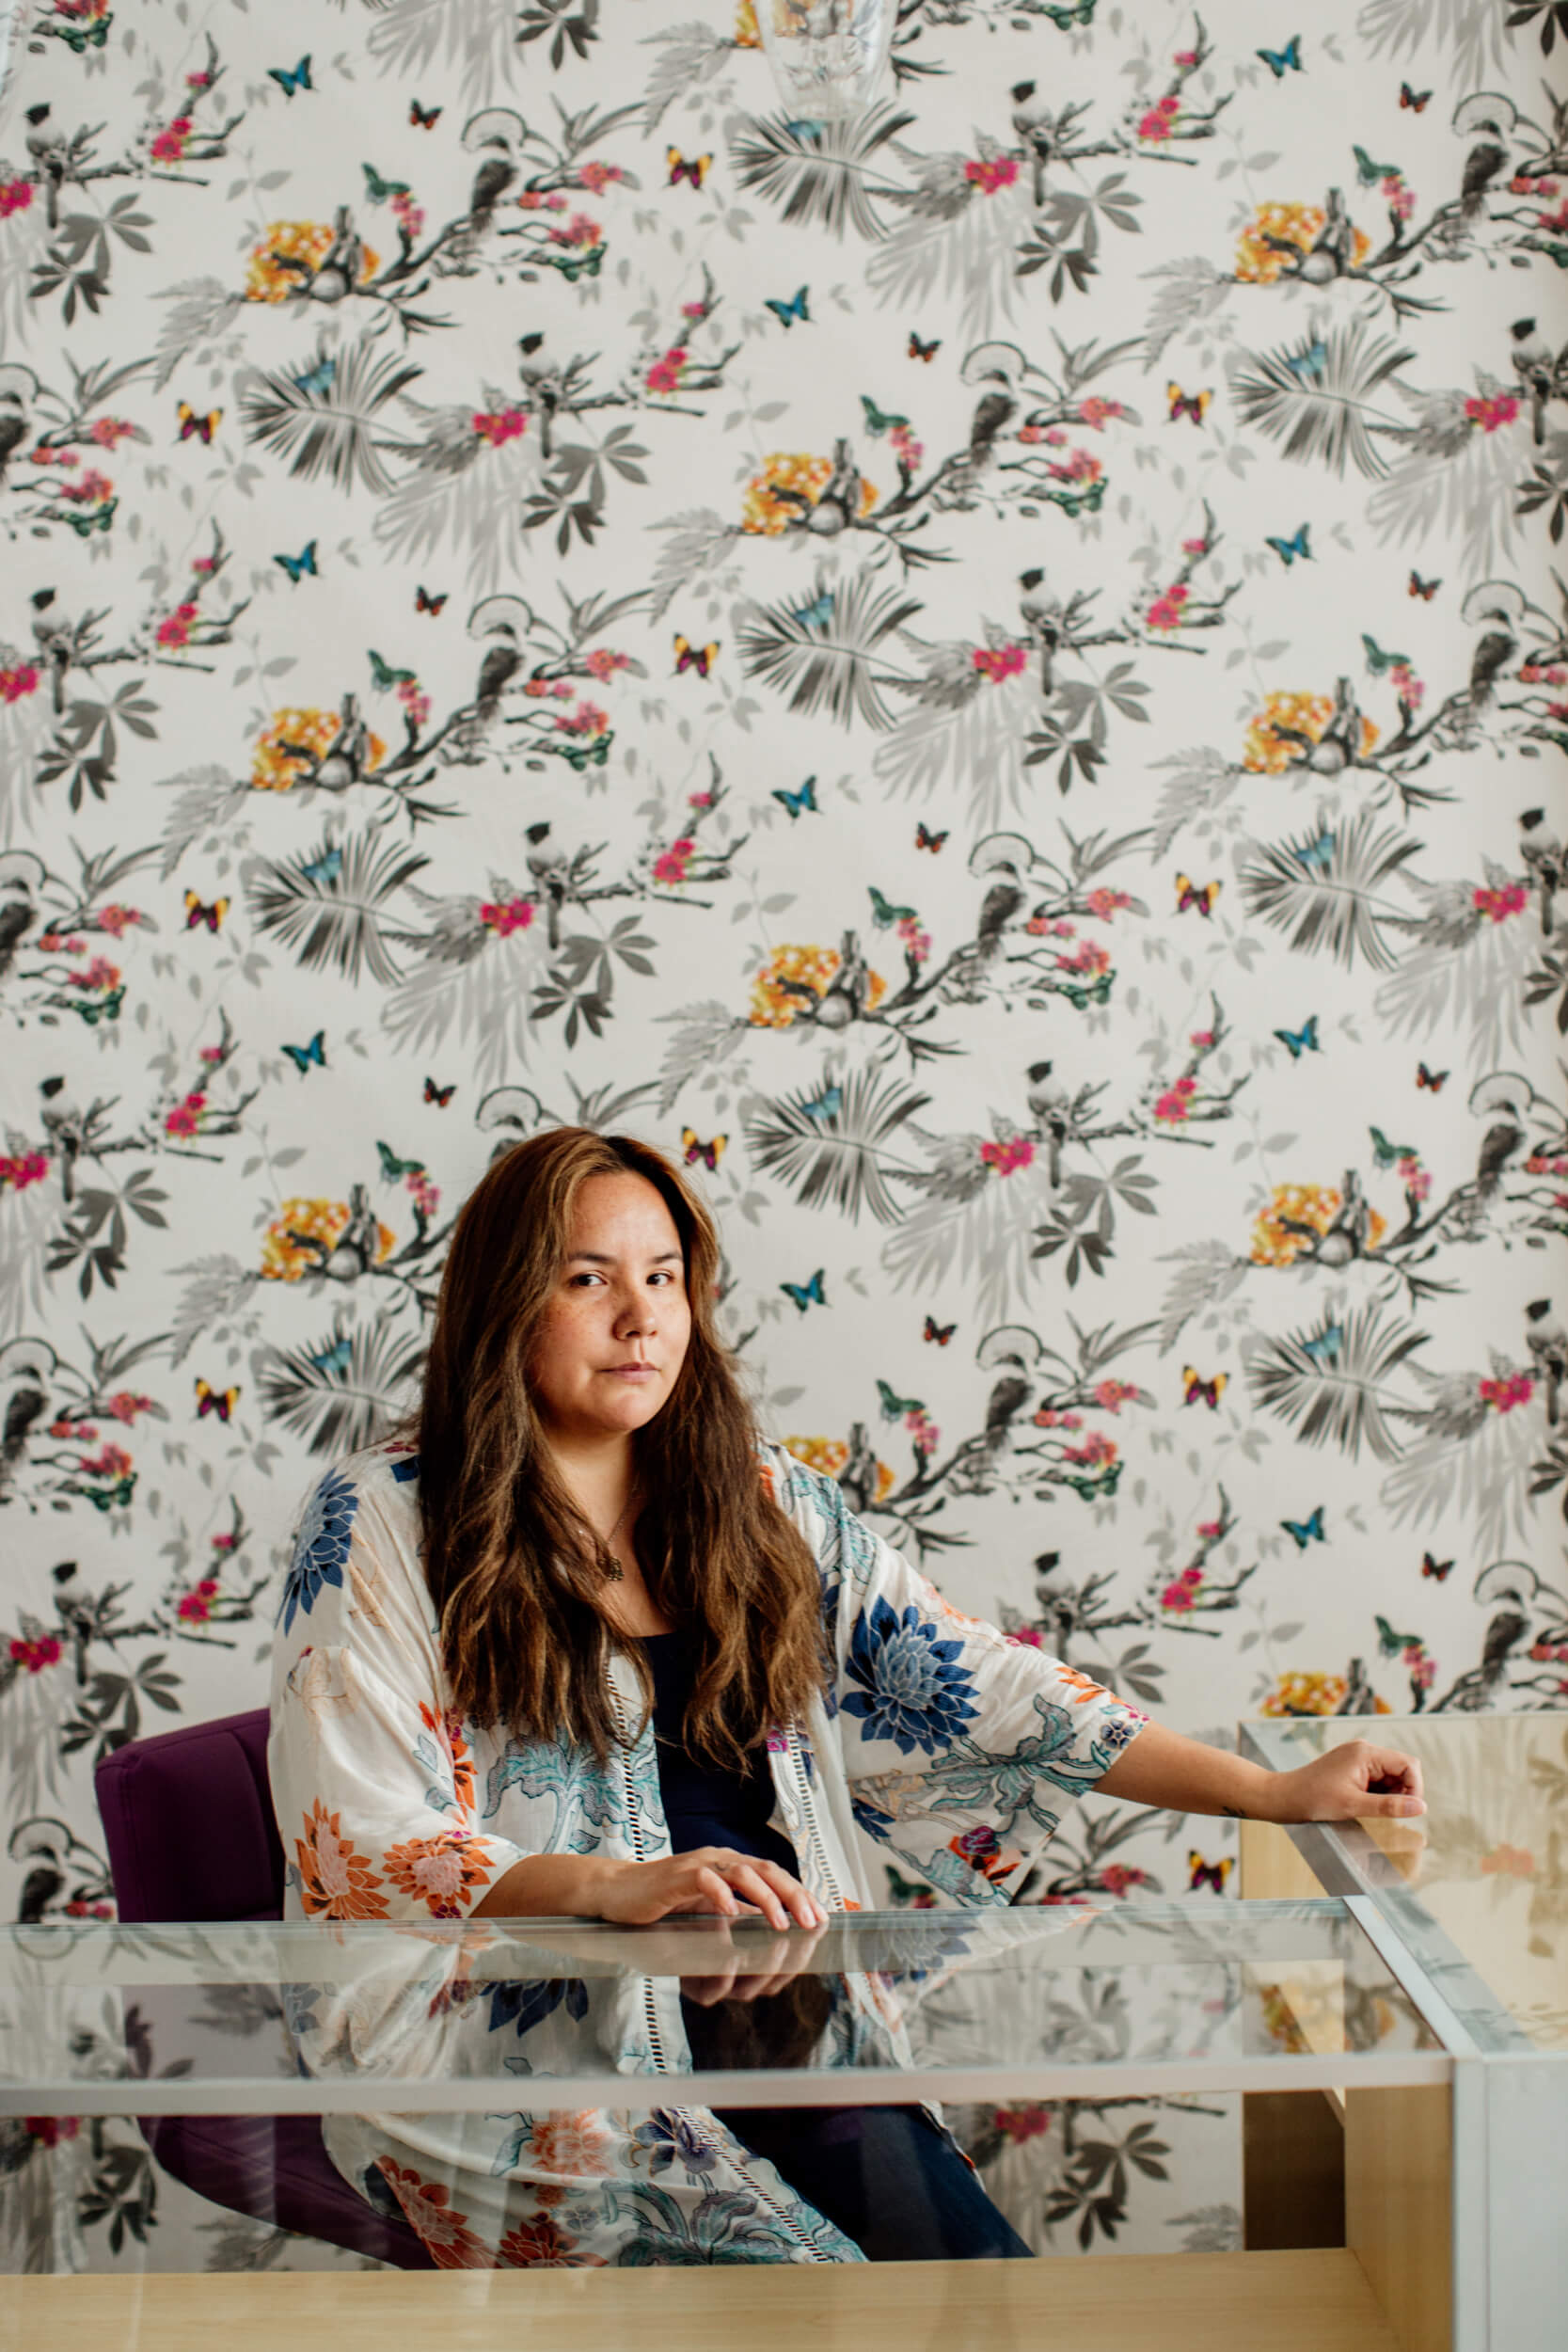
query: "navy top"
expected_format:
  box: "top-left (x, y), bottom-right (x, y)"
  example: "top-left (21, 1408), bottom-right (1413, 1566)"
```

top-left (639, 1630), bottom-right (799, 1876)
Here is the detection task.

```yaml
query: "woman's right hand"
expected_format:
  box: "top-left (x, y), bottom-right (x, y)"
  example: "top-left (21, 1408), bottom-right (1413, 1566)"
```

top-left (594, 1848), bottom-right (827, 1932)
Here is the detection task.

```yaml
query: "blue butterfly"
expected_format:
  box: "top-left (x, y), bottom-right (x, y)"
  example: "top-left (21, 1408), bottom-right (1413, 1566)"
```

top-left (293, 356), bottom-right (337, 399)
top-left (309, 1335), bottom-right (354, 1376)
top-left (1298, 830), bottom-right (1336, 873)
top-left (274, 541), bottom-right (318, 584)
top-left (1257, 36), bottom-right (1302, 76)
top-left (781, 1268), bottom-right (827, 1311)
top-left (790, 590), bottom-right (835, 631)
top-left (765, 286), bottom-right (810, 329)
top-left (800, 1081), bottom-right (843, 1121)
top-left (1264, 524), bottom-right (1311, 566)
top-left (772, 776), bottom-right (818, 820)
top-left (268, 55), bottom-right (313, 96)
top-left (1301, 1323), bottom-right (1344, 1366)
top-left (282, 1029), bottom-right (326, 1073)
top-left (1283, 340), bottom-right (1328, 383)
top-left (1280, 1505), bottom-right (1326, 1549)
top-left (784, 119), bottom-right (825, 142)
top-left (1273, 1013), bottom-right (1320, 1059)
top-left (301, 845), bottom-right (343, 887)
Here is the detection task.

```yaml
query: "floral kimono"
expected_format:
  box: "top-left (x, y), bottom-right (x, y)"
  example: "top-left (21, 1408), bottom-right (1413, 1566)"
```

top-left (266, 1436), bottom-right (1146, 2267)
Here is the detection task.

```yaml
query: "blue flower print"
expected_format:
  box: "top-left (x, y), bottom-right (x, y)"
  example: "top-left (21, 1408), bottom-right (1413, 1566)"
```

top-left (631, 2108), bottom-right (721, 2183)
top-left (842, 1596), bottom-right (980, 1756)
top-left (277, 1469), bottom-right (357, 1635)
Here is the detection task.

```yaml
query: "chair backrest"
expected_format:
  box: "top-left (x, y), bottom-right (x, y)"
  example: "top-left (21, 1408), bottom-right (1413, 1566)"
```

top-left (95, 1708), bottom-right (285, 1923)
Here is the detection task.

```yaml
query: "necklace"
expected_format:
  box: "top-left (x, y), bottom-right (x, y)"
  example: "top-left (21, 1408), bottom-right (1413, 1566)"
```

top-left (587, 1486), bottom-right (639, 1582)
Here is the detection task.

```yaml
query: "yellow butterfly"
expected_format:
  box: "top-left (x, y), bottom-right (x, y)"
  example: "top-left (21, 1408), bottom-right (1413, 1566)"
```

top-left (681, 1127), bottom-right (726, 1171)
top-left (1166, 383), bottom-right (1212, 425)
top-left (1175, 874), bottom-right (1221, 916)
top-left (1182, 1367), bottom-right (1227, 1408)
top-left (177, 402), bottom-right (223, 444)
top-left (195, 1378), bottom-right (240, 1422)
top-left (673, 635), bottom-right (719, 676)
top-left (184, 892), bottom-right (229, 933)
top-left (667, 148), bottom-right (711, 190)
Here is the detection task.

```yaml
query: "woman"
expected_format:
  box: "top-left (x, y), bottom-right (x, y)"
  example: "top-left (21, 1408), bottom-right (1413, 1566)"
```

top-left (268, 1126), bottom-right (1423, 2269)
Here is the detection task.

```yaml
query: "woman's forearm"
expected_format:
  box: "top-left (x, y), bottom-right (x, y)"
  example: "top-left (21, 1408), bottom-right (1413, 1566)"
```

top-left (471, 1851), bottom-right (622, 1919)
top-left (1091, 1720), bottom-right (1284, 1820)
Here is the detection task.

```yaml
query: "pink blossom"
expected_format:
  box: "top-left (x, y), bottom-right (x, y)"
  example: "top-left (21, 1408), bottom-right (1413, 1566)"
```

top-left (1181, 536), bottom-right (1209, 554)
top-left (896, 913), bottom-right (931, 964)
top-left (1006, 1627), bottom-right (1044, 1648)
top-left (198, 1043), bottom-right (225, 1063)
top-left (472, 408), bottom-right (527, 447)
top-left (1479, 1372), bottom-right (1533, 1413)
top-left (58, 469), bottom-right (114, 506)
top-left (1046, 447), bottom-right (1101, 485)
top-left (69, 956), bottom-right (120, 992)
top-left (1173, 48), bottom-right (1197, 66)
top-left (95, 904), bottom-right (140, 937)
top-left (646, 346), bottom-right (689, 395)
top-left (1189, 1028), bottom-right (1213, 1047)
top-left (688, 789), bottom-right (714, 808)
top-left (1397, 1155), bottom-right (1432, 1201)
top-left (407, 1169), bottom-right (440, 1217)
top-left (1154, 1074), bottom-right (1198, 1123)
top-left (396, 681), bottom-right (432, 730)
top-left (1520, 661), bottom-right (1568, 685)
top-left (50, 1421), bottom-right (90, 1440)
top-left (27, 445), bottom-right (76, 466)
top-left (979, 1136), bottom-right (1036, 1176)
top-left (585, 647), bottom-right (629, 681)
top-left (972, 644), bottom-right (1028, 683)
top-left (1196, 1518), bottom-right (1223, 1541)
top-left (1085, 887), bottom-right (1131, 919)
top-left (1099, 1865), bottom-right (1149, 1896)
top-left (889, 421), bottom-right (924, 470)
top-left (1387, 183), bottom-right (1416, 221)
top-left (1389, 663), bottom-right (1425, 709)
top-left (178, 1591), bottom-right (212, 1623)
top-left (1408, 1652), bottom-right (1435, 1691)
top-left (1056, 937), bottom-right (1111, 977)
top-left (680, 300), bottom-right (706, 317)
top-left (79, 1443), bottom-right (133, 1480)
top-left (0, 180), bottom-right (34, 218)
top-left (906, 1406), bottom-right (940, 1454)
top-left (1078, 397), bottom-right (1124, 429)
top-left (1538, 200), bottom-right (1568, 232)
top-left (1138, 109), bottom-right (1175, 141)
top-left (555, 699), bottom-right (608, 737)
top-left (105, 1391), bottom-right (151, 1423)
top-left (964, 156), bottom-right (1020, 195)
top-left (1033, 1409), bottom-right (1082, 1431)
top-left (549, 212), bottom-right (602, 248)
top-left (654, 839), bottom-right (695, 885)
top-left (0, 661), bottom-right (40, 702)
top-left (164, 1092), bottom-right (207, 1138)
top-left (994, 2103), bottom-right (1053, 2140)
top-left (480, 898), bottom-right (535, 937)
top-left (0, 1151), bottom-right (49, 1189)
top-left (1093, 1378), bottom-right (1136, 1412)
top-left (516, 190), bottom-right (568, 212)
top-left (1474, 882), bottom-right (1528, 922)
top-left (1180, 1565), bottom-right (1205, 1587)
top-left (1465, 393), bottom-right (1520, 433)
top-left (212, 1531), bottom-right (237, 1551)
top-left (8, 1636), bottom-right (61, 1674)
top-left (1064, 1429), bottom-right (1117, 1468)
top-left (150, 122), bottom-right (192, 165)
top-left (577, 161), bottom-right (624, 195)
top-left (157, 603), bottom-right (199, 648)
top-left (88, 417), bottom-right (135, 448)
top-left (1146, 594), bottom-right (1185, 632)
top-left (1161, 1581), bottom-right (1196, 1611)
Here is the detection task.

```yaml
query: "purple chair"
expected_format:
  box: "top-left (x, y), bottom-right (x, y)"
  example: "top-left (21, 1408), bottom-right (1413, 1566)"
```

top-left (94, 1707), bottom-right (435, 2269)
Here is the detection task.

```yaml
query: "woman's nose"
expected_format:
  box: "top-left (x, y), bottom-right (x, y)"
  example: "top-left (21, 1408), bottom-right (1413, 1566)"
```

top-left (614, 1292), bottom-right (655, 1334)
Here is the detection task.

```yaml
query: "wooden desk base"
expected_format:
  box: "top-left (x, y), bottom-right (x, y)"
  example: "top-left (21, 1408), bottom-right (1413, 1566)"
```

top-left (2, 2249), bottom-right (1403, 2352)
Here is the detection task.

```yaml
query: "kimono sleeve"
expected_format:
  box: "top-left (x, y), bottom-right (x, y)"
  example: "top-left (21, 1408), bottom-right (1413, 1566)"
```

top-left (267, 1462), bottom-right (530, 1924)
top-left (783, 1455), bottom-right (1148, 1902)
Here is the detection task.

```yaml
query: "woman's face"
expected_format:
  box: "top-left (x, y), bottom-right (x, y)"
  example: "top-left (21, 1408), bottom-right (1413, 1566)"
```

top-left (528, 1171), bottom-right (693, 1453)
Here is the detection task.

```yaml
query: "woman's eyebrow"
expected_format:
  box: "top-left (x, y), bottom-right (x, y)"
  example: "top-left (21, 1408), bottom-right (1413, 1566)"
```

top-left (565, 1248), bottom-right (683, 1266)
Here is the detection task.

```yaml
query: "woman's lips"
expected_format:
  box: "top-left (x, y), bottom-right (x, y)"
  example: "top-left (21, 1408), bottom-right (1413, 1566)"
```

top-left (604, 1363), bottom-right (657, 1379)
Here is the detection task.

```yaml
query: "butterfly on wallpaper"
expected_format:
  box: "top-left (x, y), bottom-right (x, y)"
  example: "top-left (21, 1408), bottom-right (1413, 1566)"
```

top-left (1265, 524), bottom-right (1312, 566)
top-left (301, 845), bottom-right (342, 887)
top-left (915, 823), bottom-right (949, 852)
top-left (908, 331), bottom-right (942, 362)
top-left (1182, 1366), bottom-right (1227, 1408)
top-left (765, 286), bottom-right (811, 329)
top-left (1375, 1613), bottom-right (1421, 1657)
top-left (1166, 384), bottom-right (1212, 425)
top-left (877, 1379), bottom-right (925, 1420)
top-left (176, 402), bottom-right (222, 444)
top-left (861, 395), bottom-right (910, 437)
top-left (681, 1128), bottom-right (726, 1171)
top-left (789, 590), bottom-right (835, 631)
top-left (667, 148), bottom-right (711, 189)
top-left (368, 649), bottom-right (416, 690)
top-left (67, 501), bottom-right (117, 535)
top-left (1399, 82), bottom-right (1433, 113)
top-left (1354, 145), bottom-right (1401, 184)
top-left (1298, 830), bottom-right (1336, 873)
top-left (673, 634), bottom-right (718, 676)
top-left (1369, 1124), bottom-right (1418, 1168)
top-left (1416, 1061), bottom-right (1449, 1091)
top-left (195, 1379), bottom-right (239, 1422)
top-left (1280, 1505), bottom-right (1326, 1549)
top-left (781, 1268), bottom-right (827, 1312)
top-left (410, 99), bottom-right (443, 129)
top-left (423, 1075), bottom-right (456, 1106)
top-left (772, 776), bottom-right (818, 820)
top-left (1300, 1323), bottom-right (1344, 1367)
top-left (309, 1335), bottom-right (354, 1376)
top-left (1282, 340), bottom-right (1328, 383)
top-left (1256, 36), bottom-right (1303, 76)
top-left (274, 541), bottom-right (318, 584)
top-left (361, 162), bottom-right (411, 204)
top-left (1362, 632), bottom-right (1411, 675)
top-left (800, 1081), bottom-right (843, 1122)
top-left (783, 119), bottom-right (826, 143)
top-left (924, 1315), bottom-right (957, 1346)
top-left (1408, 570), bottom-right (1442, 600)
top-left (1273, 1014), bottom-right (1320, 1058)
top-left (377, 1140), bottom-right (425, 1180)
top-left (1421, 1550), bottom-right (1455, 1581)
top-left (868, 885), bottom-right (916, 928)
top-left (267, 56), bottom-right (313, 98)
top-left (282, 1029), bottom-right (326, 1074)
top-left (415, 585), bottom-right (449, 615)
top-left (1175, 873), bottom-right (1221, 915)
top-left (1188, 1852), bottom-right (1233, 1894)
top-left (183, 893), bottom-right (228, 934)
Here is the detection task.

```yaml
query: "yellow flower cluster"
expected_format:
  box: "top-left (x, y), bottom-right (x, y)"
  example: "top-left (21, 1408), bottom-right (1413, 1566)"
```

top-left (250, 707), bottom-right (387, 793)
top-left (261, 1198), bottom-right (397, 1283)
top-left (783, 1434), bottom-right (897, 1503)
top-left (1243, 691), bottom-right (1381, 776)
top-left (749, 943), bottom-right (889, 1028)
top-left (1260, 1670), bottom-right (1392, 1718)
top-left (740, 453), bottom-right (880, 537)
top-left (1250, 1183), bottom-right (1389, 1268)
top-left (245, 222), bottom-right (381, 305)
top-left (734, 0), bottom-right (762, 43)
top-left (1233, 204), bottom-right (1370, 285)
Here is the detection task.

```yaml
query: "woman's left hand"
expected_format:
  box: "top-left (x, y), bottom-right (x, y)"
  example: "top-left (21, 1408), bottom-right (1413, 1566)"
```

top-left (1269, 1739), bottom-right (1425, 1825)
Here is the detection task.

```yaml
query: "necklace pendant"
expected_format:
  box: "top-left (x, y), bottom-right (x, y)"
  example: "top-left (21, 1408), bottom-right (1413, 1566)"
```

top-left (604, 1553), bottom-right (625, 1582)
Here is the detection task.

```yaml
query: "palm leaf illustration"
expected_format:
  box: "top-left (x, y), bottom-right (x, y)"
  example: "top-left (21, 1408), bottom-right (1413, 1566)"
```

top-left (1229, 320), bottom-right (1414, 481)
top-left (1239, 809), bottom-right (1419, 972)
top-left (730, 105), bottom-right (913, 242)
top-left (237, 335), bottom-right (423, 496)
top-left (1248, 1303), bottom-right (1427, 1462)
top-left (257, 1318), bottom-right (426, 1456)
top-left (745, 1063), bottom-right (930, 1225)
top-left (244, 832), bottom-right (430, 987)
top-left (737, 569), bottom-right (920, 732)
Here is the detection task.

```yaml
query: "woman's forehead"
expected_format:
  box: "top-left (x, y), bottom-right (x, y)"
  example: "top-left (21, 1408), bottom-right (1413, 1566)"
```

top-left (565, 1170), bottom-right (682, 1254)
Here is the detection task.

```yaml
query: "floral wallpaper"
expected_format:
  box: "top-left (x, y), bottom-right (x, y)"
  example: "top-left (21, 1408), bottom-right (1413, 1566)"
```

top-left (1, 0), bottom-right (1566, 2278)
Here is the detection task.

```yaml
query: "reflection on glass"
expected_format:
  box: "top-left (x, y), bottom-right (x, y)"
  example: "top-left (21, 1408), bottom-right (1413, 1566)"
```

top-left (754, 0), bottom-right (897, 121)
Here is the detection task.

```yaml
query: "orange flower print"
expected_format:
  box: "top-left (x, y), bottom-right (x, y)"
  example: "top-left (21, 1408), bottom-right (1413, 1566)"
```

top-left (1055, 1665), bottom-right (1113, 1706)
top-left (740, 453), bottom-right (879, 536)
top-left (783, 1435), bottom-right (896, 1503)
top-left (1260, 1672), bottom-right (1392, 1717)
top-left (245, 221), bottom-right (380, 305)
top-left (418, 1701), bottom-right (477, 1812)
top-left (1234, 203), bottom-right (1371, 284)
top-left (750, 943), bottom-right (888, 1027)
top-left (383, 1828), bottom-right (496, 1917)
top-left (294, 1798), bottom-right (389, 1919)
top-left (374, 2160), bottom-right (494, 2268)
top-left (1250, 1183), bottom-right (1387, 1268)
top-left (1243, 691), bottom-right (1381, 775)
top-left (498, 2211), bottom-right (606, 2267)
top-left (527, 2109), bottom-right (616, 2178)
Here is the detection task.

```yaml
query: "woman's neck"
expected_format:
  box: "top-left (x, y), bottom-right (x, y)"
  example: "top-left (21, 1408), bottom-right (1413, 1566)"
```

top-left (546, 1433), bottom-right (639, 1529)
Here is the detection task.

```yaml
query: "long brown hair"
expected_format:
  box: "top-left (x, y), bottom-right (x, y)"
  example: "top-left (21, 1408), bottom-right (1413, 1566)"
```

top-left (412, 1127), bottom-right (828, 1770)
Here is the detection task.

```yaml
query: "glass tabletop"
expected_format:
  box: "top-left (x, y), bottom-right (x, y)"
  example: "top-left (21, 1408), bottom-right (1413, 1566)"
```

top-left (0, 1901), bottom-right (1449, 2116)
top-left (1241, 1712), bottom-right (1568, 2055)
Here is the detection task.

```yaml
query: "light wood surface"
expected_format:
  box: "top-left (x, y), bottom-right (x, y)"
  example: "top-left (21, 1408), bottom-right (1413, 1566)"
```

top-left (1, 2249), bottom-right (1405, 2352)
top-left (1238, 1817), bottom-right (1331, 1903)
top-left (1345, 2085), bottom-right (1452, 2352)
